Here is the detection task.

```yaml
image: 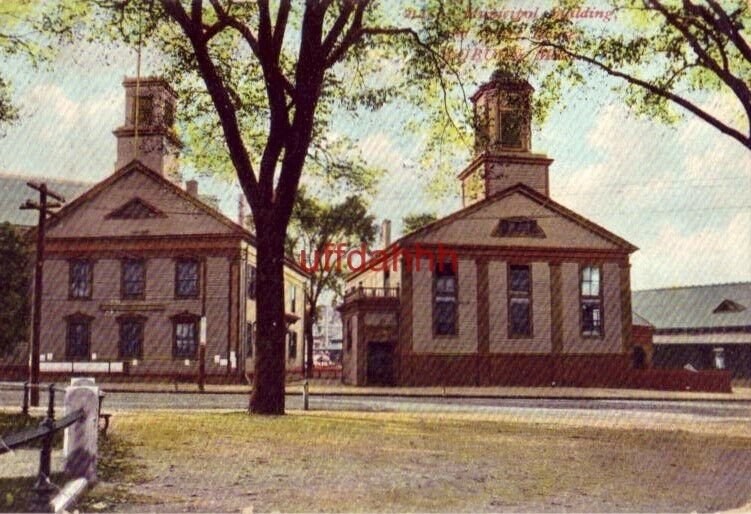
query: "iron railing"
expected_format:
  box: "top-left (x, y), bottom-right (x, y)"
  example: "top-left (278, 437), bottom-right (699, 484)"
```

top-left (344, 286), bottom-right (400, 301)
top-left (0, 383), bottom-right (85, 511)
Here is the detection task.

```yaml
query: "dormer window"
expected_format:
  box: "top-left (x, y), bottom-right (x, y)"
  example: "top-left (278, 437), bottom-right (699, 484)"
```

top-left (493, 217), bottom-right (545, 238)
top-left (713, 299), bottom-right (746, 313)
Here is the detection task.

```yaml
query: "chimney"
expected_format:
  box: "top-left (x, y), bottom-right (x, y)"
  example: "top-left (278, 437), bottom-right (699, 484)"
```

top-left (113, 76), bottom-right (183, 183)
top-left (186, 180), bottom-right (198, 197)
top-left (381, 219), bottom-right (392, 249)
top-left (238, 194), bottom-right (246, 227)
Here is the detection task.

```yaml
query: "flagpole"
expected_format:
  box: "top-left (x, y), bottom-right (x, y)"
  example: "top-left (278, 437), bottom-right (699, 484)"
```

top-left (133, 7), bottom-right (143, 157)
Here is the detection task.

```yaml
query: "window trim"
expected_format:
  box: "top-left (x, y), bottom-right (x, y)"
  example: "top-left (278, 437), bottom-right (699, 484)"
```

top-left (171, 312), bottom-right (200, 359)
top-left (116, 314), bottom-right (146, 360)
top-left (287, 330), bottom-right (298, 361)
top-left (288, 283), bottom-right (297, 313)
top-left (246, 322), bottom-right (256, 359)
top-left (246, 264), bottom-right (257, 301)
top-left (68, 259), bottom-right (94, 300)
top-left (133, 93), bottom-right (154, 126)
top-left (174, 258), bottom-right (201, 299)
top-left (507, 263), bottom-right (533, 339)
top-left (499, 107), bottom-right (526, 150)
top-left (432, 259), bottom-right (459, 337)
top-left (346, 318), bottom-right (353, 352)
top-left (64, 313), bottom-right (93, 361)
top-left (580, 264), bottom-right (604, 338)
top-left (497, 91), bottom-right (529, 151)
top-left (163, 100), bottom-right (175, 128)
top-left (121, 258), bottom-right (146, 300)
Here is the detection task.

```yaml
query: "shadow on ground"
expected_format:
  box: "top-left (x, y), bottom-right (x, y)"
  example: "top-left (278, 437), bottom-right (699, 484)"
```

top-left (0, 413), bottom-right (150, 512)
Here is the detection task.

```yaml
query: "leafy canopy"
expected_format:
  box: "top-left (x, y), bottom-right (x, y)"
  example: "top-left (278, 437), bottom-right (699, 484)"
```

top-left (479, 0), bottom-right (751, 150)
top-left (0, 223), bottom-right (30, 356)
top-left (402, 211), bottom-right (438, 233)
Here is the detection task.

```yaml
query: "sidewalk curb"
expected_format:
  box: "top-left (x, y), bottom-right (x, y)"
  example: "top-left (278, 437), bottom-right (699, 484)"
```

top-left (96, 387), bottom-right (751, 402)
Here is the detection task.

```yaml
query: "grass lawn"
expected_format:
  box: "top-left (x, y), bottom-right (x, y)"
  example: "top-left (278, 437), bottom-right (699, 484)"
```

top-left (61, 409), bottom-right (751, 513)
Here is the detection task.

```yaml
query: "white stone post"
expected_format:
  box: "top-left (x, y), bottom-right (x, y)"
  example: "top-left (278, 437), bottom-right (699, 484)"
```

top-left (63, 377), bottom-right (99, 482)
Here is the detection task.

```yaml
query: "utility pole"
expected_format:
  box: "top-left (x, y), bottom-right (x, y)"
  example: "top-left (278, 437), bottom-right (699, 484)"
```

top-left (21, 182), bottom-right (65, 407)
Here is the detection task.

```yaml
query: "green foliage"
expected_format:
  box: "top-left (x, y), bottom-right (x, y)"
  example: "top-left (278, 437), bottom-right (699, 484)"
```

top-left (54, 0), bottom-right (484, 202)
top-left (0, 1), bottom-right (80, 134)
top-left (0, 223), bottom-right (30, 357)
top-left (287, 187), bottom-right (378, 306)
top-left (479, 0), bottom-right (751, 149)
top-left (402, 212), bottom-right (438, 234)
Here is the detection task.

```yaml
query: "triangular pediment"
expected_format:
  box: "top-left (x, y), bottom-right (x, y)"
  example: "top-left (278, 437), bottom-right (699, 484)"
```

top-left (47, 160), bottom-right (248, 239)
top-left (401, 184), bottom-right (636, 252)
top-left (106, 197), bottom-right (165, 220)
top-left (713, 299), bottom-right (746, 313)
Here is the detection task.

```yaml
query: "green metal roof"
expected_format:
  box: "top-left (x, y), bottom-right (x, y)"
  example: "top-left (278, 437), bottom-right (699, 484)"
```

top-left (0, 173), bottom-right (92, 227)
top-left (632, 282), bottom-right (751, 331)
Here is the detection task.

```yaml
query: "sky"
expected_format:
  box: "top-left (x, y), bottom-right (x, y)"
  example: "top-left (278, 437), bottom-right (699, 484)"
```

top-left (0, 3), bottom-right (749, 291)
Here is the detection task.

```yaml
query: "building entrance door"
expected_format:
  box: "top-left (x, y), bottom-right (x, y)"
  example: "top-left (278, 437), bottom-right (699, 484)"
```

top-left (367, 342), bottom-right (394, 386)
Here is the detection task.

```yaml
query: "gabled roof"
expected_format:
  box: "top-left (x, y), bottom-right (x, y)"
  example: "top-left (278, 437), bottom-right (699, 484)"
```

top-left (632, 311), bottom-right (653, 328)
top-left (0, 173), bottom-right (92, 227)
top-left (46, 159), bottom-right (249, 238)
top-left (43, 160), bottom-right (310, 277)
top-left (400, 182), bottom-right (637, 251)
top-left (348, 183), bottom-right (636, 281)
top-left (632, 282), bottom-right (751, 331)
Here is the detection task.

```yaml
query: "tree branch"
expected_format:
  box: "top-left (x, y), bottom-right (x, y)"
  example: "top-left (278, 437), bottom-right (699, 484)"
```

top-left (528, 36), bottom-right (751, 150)
top-left (646, 0), bottom-right (751, 132)
top-left (272, 0), bottom-right (291, 59)
top-left (321, 0), bottom-right (356, 57)
top-left (698, 0), bottom-right (751, 63)
top-left (358, 26), bottom-right (470, 147)
top-left (161, 0), bottom-right (260, 206)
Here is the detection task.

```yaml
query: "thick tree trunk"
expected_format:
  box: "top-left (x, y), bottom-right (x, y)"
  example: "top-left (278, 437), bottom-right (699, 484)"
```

top-left (250, 220), bottom-right (287, 415)
top-left (304, 307), bottom-right (315, 378)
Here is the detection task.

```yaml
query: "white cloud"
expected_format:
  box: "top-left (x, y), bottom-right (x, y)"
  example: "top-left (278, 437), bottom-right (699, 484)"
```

top-left (551, 100), bottom-right (751, 289)
top-left (0, 82), bottom-right (121, 181)
top-left (632, 211), bottom-right (751, 288)
top-left (358, 131), bottom-right (412, 170)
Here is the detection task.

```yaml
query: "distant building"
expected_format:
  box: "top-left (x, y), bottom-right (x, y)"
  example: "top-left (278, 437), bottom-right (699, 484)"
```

top-left (633, 283), bottom-right (751, 379)
top-left (0, 77), bottom-right (308, 383)
top-left (312, 305), bottom-right (343, 365)
top-left (0, 174), bottom-right (91, 228)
